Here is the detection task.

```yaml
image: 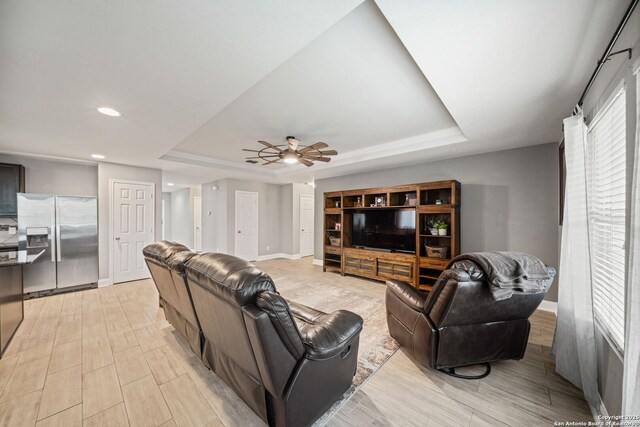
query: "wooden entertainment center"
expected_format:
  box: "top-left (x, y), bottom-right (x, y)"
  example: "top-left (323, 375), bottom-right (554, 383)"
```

top-left (323, 180), bottom-right (460, 291)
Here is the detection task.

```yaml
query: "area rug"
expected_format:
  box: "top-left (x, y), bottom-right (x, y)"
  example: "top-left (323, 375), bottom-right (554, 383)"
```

top-left (256, 258), bottom-right (400, 426)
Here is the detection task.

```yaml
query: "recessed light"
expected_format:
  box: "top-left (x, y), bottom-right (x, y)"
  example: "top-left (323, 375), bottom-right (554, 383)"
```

top-left (91, 154), bottom-right (105, 159)
top-left (97, 107), bottom-right (121, 117)
top-left (167, 183), bottom-right (174, 186)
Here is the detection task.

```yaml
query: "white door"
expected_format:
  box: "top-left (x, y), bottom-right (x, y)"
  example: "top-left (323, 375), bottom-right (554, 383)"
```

top-left (299, 195), bottom-right (314, 257)
top-left (193, 196), bottom-right (202, 252)
top-left (113, 181), bottom-right (154, 283)
top-left (235, 191), bottom-right (258, 261)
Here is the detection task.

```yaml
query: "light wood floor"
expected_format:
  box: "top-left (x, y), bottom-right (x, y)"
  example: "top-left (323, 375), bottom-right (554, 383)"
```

top-left (0, 258), bottom-right (592, 426)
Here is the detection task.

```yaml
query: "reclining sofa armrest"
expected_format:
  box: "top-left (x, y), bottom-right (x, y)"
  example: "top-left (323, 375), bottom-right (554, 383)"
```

top-left (294, 307), bottom-right (363, 361)
top-left (386, 279), bottom-right (428, 312)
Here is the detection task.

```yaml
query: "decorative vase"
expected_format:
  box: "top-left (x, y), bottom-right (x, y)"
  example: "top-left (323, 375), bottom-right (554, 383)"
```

top-left (438, 228), bottom-right (447, 236)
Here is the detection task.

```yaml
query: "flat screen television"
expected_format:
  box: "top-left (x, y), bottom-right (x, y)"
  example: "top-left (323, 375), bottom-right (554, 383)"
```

top-left (351, 208), bottom-right (415, 253)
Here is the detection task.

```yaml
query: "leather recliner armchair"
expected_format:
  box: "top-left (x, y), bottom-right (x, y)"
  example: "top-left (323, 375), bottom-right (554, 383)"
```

top-left (142, 241), bottom-right (203, 357)
top-left (385, 260), bottom-right (555, 379)
top-left (183, 253), bottom-right (363, 427)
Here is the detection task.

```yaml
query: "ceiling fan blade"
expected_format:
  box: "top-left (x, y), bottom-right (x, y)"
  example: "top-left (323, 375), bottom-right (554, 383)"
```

top-left (312, 157), bottom-right (331, 162)
top-left (262, 159), bottom-right (281, 165)
top-left (288, 138), bottom-right (300, 151)
top-left (304, 149), bottom-right (337, 158)
top-left (299, 158), bottom-right (314, 167)
top-left (242, 148), bottom-right (261, 152)
top-left (299, 142), bottom-right (328, 154)
top-left (245, 155), bottom-right (279, 159)
top-left (258, 140), bottom-right (283, 152)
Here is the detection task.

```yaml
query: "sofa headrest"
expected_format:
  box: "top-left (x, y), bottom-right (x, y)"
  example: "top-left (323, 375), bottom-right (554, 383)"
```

top-left (167, 251), bottom-right (199, 273)
top-left (142, 241), bottom-right (191, 264)
top-left (448, 259), bottom-right (485, 281)
top-left (184, 253), bottom-right (276, 306)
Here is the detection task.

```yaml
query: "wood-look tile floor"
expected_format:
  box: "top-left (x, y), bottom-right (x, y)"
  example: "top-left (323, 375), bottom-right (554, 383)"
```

top-left (0, 258), bottom-right (592, 427)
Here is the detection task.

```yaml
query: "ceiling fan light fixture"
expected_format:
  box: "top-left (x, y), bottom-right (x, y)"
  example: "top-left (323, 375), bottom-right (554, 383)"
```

top-left (283, 152), bottom-right (299, 164)
top-left (244, 136), bottom-right (337, 167)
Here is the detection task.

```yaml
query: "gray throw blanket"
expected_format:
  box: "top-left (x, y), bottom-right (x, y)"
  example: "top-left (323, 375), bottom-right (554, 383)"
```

top-left (447, 252), bottom-right (551, 301)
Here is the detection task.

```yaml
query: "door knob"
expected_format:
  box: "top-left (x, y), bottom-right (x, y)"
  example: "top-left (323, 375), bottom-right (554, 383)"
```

top-left (237, 230), bottom-right (242, 234)
top-left (115, 237), bottom-right (120, 240)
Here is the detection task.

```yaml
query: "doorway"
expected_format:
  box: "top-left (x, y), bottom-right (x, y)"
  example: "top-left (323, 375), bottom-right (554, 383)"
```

top-left (234, 191), bottom-right (258, 261)
top-left (112, 180), bottom-right (154, 284)
top-left (299, 195), bottom-right (314, 257)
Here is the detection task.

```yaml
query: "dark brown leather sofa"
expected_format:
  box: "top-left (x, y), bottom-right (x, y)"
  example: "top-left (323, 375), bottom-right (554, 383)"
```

top-left (184, 253), bottom-right (363, 427)
top-left (385, 260), bottom-right (555, 379)
top-left (142, 241), bottom-right (202, 356)
top-left (143, 243), bottom-right (363, 427)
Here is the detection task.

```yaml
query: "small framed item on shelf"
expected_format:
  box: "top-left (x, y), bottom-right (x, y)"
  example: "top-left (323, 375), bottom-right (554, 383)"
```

top-left (335, 223), bottom-right (341, 231)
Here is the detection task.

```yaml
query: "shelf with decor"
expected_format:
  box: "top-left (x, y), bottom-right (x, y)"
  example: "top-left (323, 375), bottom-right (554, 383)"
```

top-left (323, 192), bottom-right (343, 273)
top-left (416, 186), bottom-right (460, 290)
top-left (323, 180), bottom-right (460, 289)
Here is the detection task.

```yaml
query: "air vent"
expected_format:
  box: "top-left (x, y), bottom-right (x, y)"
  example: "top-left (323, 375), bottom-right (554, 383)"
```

top-left (245, 159), bottom-right (258, 164)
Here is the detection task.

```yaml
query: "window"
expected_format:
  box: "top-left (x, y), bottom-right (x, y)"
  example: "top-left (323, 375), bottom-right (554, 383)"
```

top-left (586, 86), bottom-right (626, 352)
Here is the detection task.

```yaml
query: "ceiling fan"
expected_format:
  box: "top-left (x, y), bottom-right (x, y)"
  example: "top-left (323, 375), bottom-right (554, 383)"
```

top-left (243, 136), bottom-right (338, 167)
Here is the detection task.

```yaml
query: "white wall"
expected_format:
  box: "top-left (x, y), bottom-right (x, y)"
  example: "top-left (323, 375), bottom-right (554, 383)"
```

top-left (169, 186), bottom-right (201, 248)
top-left (201, 178), bottom-right (283, 257)
top-left (201, 180), bottom-right (227, 253)
top-left (0, 153), bottom-right (97, 196)
top-left (279, 184), bottom-right (294, 254)
top-left (170, 188), bottom-right (191, 247)
top-left (97, 162), bottom-right (162, 282)
top-left (162, 192), bottom-right (172, 240)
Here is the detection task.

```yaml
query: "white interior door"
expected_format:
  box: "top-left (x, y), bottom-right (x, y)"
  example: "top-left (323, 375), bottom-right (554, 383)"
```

top-left (193, 195), bottom-right (202, 252)
top-left (113, 181), bottom-right (154, 283)
top-left (235, 191), bottom-right (258, 261)
top-left (299, 195), bottom-right (314, 257)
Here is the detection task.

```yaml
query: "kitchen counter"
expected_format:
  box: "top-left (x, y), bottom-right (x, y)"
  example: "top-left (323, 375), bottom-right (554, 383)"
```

top-left (0, 250), bottom-right (43, 267)
top-left (0, 250), bottom-right (43, 357)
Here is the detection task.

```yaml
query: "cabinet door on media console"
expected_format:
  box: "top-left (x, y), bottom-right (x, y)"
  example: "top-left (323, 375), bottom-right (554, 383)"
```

top-left (377, 258), bottom-right (414, 282)
top-left (344, 253), bottom-right (375, 277)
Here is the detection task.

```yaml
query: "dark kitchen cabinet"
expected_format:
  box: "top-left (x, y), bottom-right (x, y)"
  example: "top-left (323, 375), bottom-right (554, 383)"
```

top-left (0, 163), bottom-right (25, 217)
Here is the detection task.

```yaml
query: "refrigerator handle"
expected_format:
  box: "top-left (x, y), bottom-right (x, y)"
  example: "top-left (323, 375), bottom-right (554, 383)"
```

top-left (56, 224), bottom-right (61, 262)
top-left (51, 204), bottom-right (57, 263)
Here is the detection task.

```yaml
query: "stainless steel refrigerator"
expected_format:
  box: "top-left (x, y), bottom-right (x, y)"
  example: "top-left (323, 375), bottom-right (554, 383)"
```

top-left (17, 194), bottom-right (98, 293)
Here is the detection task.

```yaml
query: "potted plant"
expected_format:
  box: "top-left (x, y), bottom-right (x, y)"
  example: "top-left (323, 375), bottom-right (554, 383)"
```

top-left (437, 219), bottom-right (448, 236)
top-left (426, 218), bottom-right (440, 235)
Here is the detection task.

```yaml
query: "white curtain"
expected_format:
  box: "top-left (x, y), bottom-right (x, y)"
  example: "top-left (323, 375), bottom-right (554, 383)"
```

top-left (622, 68), bottom-right (640, 416)
top-left (553, 112), bottom-right (600, 407)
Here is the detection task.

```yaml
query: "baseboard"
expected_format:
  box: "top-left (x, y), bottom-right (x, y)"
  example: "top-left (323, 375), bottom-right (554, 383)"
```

top-left (538, 300), bottom-right (558, 314)
top-left (312, 258), bottom-right (323, 266)
top-left (256, 253), bottom-right (302, 261)
top-left (97, 278), bottom-right (113, 287)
